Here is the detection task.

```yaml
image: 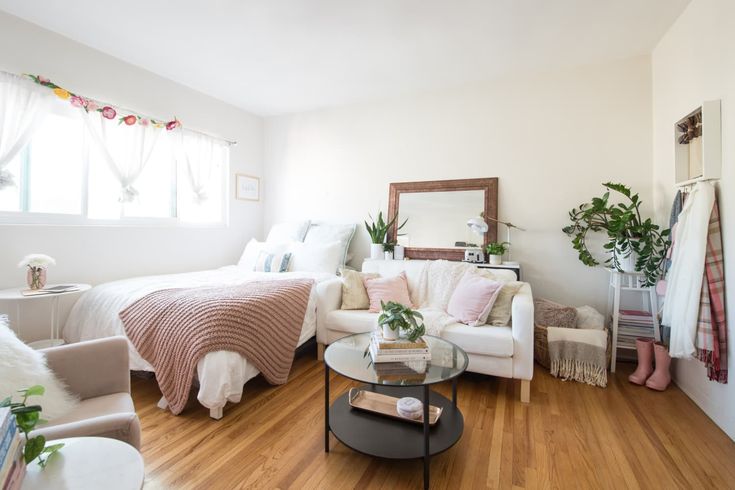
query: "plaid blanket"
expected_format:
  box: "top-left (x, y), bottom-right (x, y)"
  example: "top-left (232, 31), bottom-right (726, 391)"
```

top-left (695, 198), bottom-right (728, 383)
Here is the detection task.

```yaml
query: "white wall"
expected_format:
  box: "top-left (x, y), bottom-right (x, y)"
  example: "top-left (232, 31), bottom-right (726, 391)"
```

top-left (652, 0), bottom-right (735, 439)
top-left (0, 12), bottom-right (263, 340)
top-left (264, 56), bottom-right (653, 312)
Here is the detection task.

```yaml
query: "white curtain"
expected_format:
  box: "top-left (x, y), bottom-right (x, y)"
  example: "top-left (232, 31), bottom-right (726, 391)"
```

top-left (177, 129), bottom-right (225, 204)
top-left (83, 111), bottom-right (163, 203)
top-left (0, 73), bottom-right (52, 189)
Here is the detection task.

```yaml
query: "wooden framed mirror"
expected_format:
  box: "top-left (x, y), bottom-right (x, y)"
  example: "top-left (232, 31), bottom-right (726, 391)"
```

top-left (387, 178), bottom-right (498, 260)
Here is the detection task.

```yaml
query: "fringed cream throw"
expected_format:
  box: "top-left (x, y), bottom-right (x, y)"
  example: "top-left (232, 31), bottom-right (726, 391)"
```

top-left (547, 327), bottom-right (608, 388)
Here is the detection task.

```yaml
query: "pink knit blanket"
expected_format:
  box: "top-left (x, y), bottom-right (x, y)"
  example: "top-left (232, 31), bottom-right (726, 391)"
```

top-left (119, 279), bottom-right (314, 415)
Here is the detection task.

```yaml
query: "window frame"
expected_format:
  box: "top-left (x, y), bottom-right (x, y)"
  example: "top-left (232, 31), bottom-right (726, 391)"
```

top-left (0, 106), bottom-right (230, 228)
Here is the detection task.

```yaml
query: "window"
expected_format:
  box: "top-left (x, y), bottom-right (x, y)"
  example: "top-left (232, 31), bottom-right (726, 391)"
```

top-left (0, 103), bottom-right (229, 226)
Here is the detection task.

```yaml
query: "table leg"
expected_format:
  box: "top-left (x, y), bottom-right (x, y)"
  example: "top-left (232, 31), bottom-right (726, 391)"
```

top-left (452, 378), bottom-right (457, 408)
top-left (51, 296), bottom-right (59, 341)
top-left (324, 364), bottom-right (330, 453)
top-left (423, 385), bottom-right (430, 490)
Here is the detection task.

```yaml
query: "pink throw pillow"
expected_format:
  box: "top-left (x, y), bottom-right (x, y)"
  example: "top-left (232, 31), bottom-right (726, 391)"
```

top-left (364, 272), bottom-right (413, 312)
top-left (447, 270), bottom-right (504, 326)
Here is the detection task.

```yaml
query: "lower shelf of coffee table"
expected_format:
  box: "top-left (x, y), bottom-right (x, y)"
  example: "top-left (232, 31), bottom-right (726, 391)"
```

top-left (329, 385), bottom-right (463, 460)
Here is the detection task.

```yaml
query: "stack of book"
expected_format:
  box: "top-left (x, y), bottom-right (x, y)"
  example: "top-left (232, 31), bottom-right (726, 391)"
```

top-left (0, 408), bottom-right (24, 490)
top-left (369, 331), bottom-right (431, 363)
top-left (21, 284), bottom-right (80, 297)
top-left (373, 360), bottom-right (428, 383)
top-left (617, 309), bottom-right (656, 350)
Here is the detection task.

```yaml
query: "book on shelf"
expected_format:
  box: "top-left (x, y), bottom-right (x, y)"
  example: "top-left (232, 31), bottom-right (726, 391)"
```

top-left (21, 284), bottom-right (80, 297)
top-left (0, 408), bottom-right (24, 490)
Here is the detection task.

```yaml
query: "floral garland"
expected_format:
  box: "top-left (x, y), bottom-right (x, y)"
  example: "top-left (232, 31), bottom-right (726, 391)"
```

top-left (24, 74), bottom-right (181, 131)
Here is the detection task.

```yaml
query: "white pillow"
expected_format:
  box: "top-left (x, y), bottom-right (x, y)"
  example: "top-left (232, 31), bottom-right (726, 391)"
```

top-left (237, 239), bottom-right (289, 270)
top-left (288, 241), bottom-right (343, 274)
top-left (0, 316), bottom-right (78, 421)
top-left (303, 223), bottom-right (356, 267)
top-left (266, 221), bottom-right (311, 243)
top-left (575, 306), bottom-right (605, 330)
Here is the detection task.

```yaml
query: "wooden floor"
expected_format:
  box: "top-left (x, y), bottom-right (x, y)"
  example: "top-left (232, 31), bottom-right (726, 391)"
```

top-left (132, 345), bottom-right (735, 489)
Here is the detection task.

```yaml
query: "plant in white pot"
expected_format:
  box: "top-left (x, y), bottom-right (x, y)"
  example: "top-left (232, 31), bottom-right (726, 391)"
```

top-left (364, 211), bottom-right (407, 260)
top-left (485, 242), bottom-right (509, 265)
top-left (562, 182), bottom-right (670, 286)
top-left (377, 301), bottom-right (426, 341)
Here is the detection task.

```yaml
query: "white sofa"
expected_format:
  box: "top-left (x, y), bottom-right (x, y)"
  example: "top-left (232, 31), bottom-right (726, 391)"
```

top-left (315, 259), bottom-right (534, 402)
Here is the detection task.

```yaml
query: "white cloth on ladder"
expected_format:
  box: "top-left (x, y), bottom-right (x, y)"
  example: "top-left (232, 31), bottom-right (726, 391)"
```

top-left (662, 182), bottom-right (715, 358)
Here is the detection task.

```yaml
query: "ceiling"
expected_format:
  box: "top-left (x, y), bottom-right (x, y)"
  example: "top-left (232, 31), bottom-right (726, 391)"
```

top-left (0, 0), bottom-right (690, 116)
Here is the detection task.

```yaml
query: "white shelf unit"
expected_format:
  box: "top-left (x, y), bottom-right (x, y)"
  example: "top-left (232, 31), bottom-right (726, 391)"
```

top-left (606, 270), bottom-right (661, 373)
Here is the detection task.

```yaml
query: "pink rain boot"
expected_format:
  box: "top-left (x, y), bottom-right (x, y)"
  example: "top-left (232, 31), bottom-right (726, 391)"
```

top-left (628, 338), bottom-right (654, 385)
top-left (645, 342), bottom-right (672, 391)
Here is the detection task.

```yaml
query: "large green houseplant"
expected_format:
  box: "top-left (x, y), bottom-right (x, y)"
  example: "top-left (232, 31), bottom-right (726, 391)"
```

top-left (365, 211), bottom-right (407, 260)
top-left (562, 182), bottom-right (670, 286)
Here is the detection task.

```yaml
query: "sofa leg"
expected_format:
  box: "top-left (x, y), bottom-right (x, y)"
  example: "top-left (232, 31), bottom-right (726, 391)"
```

top-left (317, 342), bottom-right (325, 361)
top-left (520, 380), bottom-right (531, 403)
top-left (210, 407), bottom-right (224, 420)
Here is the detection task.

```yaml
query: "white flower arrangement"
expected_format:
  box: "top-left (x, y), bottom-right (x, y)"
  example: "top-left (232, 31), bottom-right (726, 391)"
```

top-left (18, 254), bottom-right (56, 270)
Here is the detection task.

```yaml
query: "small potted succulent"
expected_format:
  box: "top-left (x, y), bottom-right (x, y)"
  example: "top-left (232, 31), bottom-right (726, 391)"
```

top-left (365, 211), bottom-right (407, 260)
top-left (383, 242), bottom-right (395, 260)
top-left (377, 301), bottom-right (426, 341)
top-left (485, 242), bottom-right (509, 265)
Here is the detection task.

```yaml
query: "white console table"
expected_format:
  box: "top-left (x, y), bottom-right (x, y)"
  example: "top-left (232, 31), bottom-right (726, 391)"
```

top-left (0, 284), bottom-right (91, 349)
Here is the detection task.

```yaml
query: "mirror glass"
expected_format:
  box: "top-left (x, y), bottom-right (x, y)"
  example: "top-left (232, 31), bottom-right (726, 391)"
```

top-left (396, 190), bottom-right (485, 249)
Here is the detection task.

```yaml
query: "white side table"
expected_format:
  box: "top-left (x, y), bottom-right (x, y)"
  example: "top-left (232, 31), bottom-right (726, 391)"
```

top-left (0, 284), bottom-right (91, 349)
top-left (21, 437), bottom-right (144, 490)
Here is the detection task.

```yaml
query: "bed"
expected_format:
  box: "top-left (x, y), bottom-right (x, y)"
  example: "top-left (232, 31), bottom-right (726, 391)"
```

top-left (63, 266), bottom-right (335, 418)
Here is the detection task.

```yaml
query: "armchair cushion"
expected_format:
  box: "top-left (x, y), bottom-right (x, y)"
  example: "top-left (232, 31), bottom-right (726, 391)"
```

top-left (442, 323), bottom-right (514, 357)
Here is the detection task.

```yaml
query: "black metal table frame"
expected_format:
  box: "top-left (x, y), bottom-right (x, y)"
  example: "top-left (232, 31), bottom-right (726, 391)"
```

top-left (325, 365), bottom-right (459, 490)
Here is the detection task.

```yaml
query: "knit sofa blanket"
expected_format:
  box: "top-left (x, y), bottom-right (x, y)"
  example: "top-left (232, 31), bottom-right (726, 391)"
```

top-left (120, 279), bottom-right (314, 415)
top-left (547, 326), bottom-right (608, 388)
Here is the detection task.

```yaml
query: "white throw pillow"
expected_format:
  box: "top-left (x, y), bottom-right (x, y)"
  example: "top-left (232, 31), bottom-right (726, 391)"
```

top-left (266, 221), bottom-right (311, 243)
top-left (303, 223), bottom-right (356, 267)
top-left (289, 241), bottom-right (343, 274)
top-left (237, 239), bottom-right (289, 269)
top-left (575, 306), bottom-right (605, 330)
top-left (0, 316), bottom-right (78, 421)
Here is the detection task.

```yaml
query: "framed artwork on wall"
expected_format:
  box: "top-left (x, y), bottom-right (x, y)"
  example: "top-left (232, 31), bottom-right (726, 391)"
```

top-left (235, 174), bottom-right (260, 201)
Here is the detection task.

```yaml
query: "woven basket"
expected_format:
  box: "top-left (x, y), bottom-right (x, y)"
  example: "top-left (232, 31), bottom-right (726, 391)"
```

top-left (534, 323), bottom-right (612, 370)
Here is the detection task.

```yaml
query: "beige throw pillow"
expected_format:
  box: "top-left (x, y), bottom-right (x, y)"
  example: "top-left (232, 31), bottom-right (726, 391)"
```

top-left (534, 298), bottom-right (578, 328)
top-left (485, 281), bottom-right (524, 326)
top-left (340, 269), bottom-right (379, 310)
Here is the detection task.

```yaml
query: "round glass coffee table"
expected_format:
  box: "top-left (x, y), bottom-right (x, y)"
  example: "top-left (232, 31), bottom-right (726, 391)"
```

top-left (324, 332), bottom-right (468, 490)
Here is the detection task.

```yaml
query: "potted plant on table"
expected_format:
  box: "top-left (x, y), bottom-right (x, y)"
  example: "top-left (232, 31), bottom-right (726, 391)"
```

top-left (18, 254), bottom-right (55, 290)
top-left (365, 211), bottom-right (407, 260)
top-left (562, 182), bottom-right (670, 287)
top-left (377, 301), bottom-right (426, 341)
top-left (485, 242), bottom-right (510, 265)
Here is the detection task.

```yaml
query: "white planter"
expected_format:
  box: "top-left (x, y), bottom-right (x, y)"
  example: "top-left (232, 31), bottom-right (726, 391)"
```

top-left (488, 254), bottom-right (502, 265)
top-left (384, 251), bottom-right (394, 260)
top-left (614, 247), bottom-right (638, 273)
top-left (394, 245), bottom-right (405, 260)
top-left (382, 324), bottom-right (399, 340)
top-left (370, 243), bottom-right (384, 260)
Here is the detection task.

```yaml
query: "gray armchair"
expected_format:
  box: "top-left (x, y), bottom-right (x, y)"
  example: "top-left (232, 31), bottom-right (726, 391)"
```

top-left (34, 337), bottom-right (141, 450)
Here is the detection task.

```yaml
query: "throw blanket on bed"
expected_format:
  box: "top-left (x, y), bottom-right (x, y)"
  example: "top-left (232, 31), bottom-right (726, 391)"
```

top-left (547, 327), bottom-right (608, 388)
top-left (120, 279), bottom-right (314, 415)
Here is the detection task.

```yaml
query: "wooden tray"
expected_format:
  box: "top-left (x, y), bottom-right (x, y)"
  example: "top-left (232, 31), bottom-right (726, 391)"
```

top-left (348, 388), bottom-right (442, 426)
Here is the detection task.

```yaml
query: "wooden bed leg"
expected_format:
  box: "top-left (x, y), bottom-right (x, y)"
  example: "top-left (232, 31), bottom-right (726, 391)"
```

top-left (317, 342), bottom-right (325, 361)
top-left (157, 397), bottom-right (169, 410)
top-left (210, 407), bottom-right (224, 420)
top-left (520, 380), bottom-right (531, 403)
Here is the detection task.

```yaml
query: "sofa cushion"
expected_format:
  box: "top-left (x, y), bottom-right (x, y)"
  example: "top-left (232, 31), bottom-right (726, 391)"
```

top-left (447, 270), bottom-right (504, 326)
top-left (441, 323), bottom-right (514, 358)
top-left (43, 392), bottom-right (135, 428)
top-left (339, 269), bottom-right (379, 310)
top-left (362, 260), bottom-right (426, 305)
top-left (326, 310), bottom-right (378, 334)
top-left (364, 272), bottom-right (412, 312)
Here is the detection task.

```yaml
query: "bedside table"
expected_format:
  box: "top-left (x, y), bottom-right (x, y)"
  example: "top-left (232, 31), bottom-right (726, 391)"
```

top-left (476, 262), bottom-right (522, 280)
top-left (0, 284), bottom-right (91, 349)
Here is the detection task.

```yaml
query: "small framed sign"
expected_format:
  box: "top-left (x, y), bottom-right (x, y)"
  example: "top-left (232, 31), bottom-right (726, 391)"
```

top-left (235, 174), bottom-right (260, 201)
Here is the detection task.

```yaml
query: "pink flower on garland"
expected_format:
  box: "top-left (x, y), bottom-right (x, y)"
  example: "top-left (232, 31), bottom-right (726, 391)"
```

top-left (101, 106), bottom-right (116, 119)
top-left (86, 101), bottom-right (99, 112)
top-left (70, 96), bottom-right (87, 108)
top-left (138, 118), bottom-right (150, 127)
top-left (37, 76), bottom-right (50, 84)
top-left (123, 115), bottom-right (137, 126)
top-left (165, 119), bottom-right (180, 131)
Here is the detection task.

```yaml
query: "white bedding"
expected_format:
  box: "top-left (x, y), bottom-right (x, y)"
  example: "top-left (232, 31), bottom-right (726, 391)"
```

top-left (63, 266), bottom-right (333, 414)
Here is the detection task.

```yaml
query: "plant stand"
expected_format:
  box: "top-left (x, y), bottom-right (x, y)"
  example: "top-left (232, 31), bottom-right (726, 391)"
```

top-left (606, 269), bottom-right (661, 373)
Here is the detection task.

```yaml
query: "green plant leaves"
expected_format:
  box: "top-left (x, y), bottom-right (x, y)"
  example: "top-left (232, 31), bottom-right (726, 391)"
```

top-left (24, 435), bottom-right (45, 464)
top-left (378, 301), bottom-right (426, 340)
top-left (20, 385), bottom-right (45, 397)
